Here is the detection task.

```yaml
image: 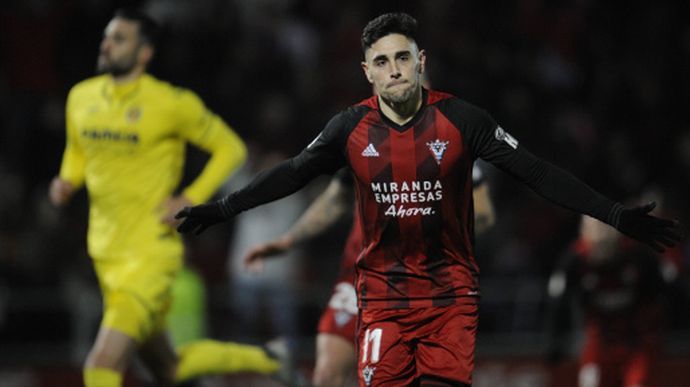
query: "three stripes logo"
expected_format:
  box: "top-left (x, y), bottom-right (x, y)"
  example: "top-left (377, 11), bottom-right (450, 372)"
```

top-left (361, 143), bottom-right (380, 157)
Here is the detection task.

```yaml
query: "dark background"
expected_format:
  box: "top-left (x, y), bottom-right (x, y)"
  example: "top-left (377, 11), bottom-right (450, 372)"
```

top-left (0, 0), bottom-right (688, 385)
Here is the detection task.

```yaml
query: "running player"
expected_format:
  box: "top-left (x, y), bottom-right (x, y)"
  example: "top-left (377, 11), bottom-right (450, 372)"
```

top-left (176, 13), bottom-right (682, 386)
top-left (49, 8), bottom-right (286, 387)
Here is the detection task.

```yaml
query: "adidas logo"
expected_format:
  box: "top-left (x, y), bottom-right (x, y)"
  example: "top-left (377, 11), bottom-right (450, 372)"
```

top-left (361, 143), bottom-right (380, 157)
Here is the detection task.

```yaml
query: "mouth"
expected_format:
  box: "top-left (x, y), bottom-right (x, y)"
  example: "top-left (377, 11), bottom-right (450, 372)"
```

top-left (387, 80), bottom-right (407, 89)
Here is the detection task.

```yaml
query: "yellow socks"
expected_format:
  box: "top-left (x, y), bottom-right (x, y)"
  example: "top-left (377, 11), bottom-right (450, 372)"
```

top-left (84, 368), bottom-right (123, 387)
top-left (175, 339), bottom-right (280, 382)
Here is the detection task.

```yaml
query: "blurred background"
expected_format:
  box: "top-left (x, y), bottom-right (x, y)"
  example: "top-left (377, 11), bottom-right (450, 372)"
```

top-left (0, 0), bottom-right (688, 386)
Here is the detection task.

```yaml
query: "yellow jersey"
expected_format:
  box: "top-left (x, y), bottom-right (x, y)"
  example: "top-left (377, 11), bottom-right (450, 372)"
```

top-left (59, 73), bottom-right (246, 259)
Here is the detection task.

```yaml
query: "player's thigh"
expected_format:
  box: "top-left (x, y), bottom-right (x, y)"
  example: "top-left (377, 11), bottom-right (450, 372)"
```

top-left (94, 254), bottom-right (182, 341)
top-left (416, 305), bottom-right (477, 385)
top-left (357, 315), bottom-right (415, 387)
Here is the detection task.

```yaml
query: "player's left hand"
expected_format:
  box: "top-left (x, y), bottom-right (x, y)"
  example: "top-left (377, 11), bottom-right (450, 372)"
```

top-left (175, 201), bottom-right (228, 235)
top-left (616, 202), bottom-right (684, 252)
top-left (159, 195), bottom-right (193, 227)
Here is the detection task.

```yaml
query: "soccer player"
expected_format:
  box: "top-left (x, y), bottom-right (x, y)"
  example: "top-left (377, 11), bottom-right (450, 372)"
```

top-left (49, 8), bottom-right (285, 387)
top-left (243, 164), bottom-right (494, 387)
top-left (176, 13), bottom-right (682, 387)
top-left (547, 215), bottom-right (671, 387)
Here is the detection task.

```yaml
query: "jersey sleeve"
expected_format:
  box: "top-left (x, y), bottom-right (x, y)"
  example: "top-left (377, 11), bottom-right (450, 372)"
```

top-left (219, 111), bottom-right (350, 216)
top-left (59, 89), bottom-right (86, 188)
top-left (174, 88), bottom-right (247, 204)
top-left (442, 98), bottom-right (623, 226)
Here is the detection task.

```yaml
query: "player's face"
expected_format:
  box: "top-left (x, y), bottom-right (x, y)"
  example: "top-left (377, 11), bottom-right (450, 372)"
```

top-left (97, 18), bottom-right (149, 76)
top-left (362, 33), bottom-right (426, 104)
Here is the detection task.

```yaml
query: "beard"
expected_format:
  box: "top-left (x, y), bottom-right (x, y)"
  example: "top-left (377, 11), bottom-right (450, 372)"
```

top-left (381, 83), bottom-right (416, 104)
top-left (379, 77), bottom-right (420, 105)
top-left (97, 55), bottom-right (137, 77)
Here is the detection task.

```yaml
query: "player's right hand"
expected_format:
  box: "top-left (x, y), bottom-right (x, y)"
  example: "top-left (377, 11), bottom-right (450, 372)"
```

top-left (243, 236), bottom-right (294, 273)
top-left (175, 202), bottom-right (228, 235)
top-left (48, 177), bottom-right (74, 207)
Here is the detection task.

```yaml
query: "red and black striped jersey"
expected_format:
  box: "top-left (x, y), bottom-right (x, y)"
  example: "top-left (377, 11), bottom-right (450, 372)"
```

top-left (333, 160), bottom-right (490, 308)
top-left (320, 89), bottom-right (492, 308)
top-left (225, 88), bottom-right (622, 310)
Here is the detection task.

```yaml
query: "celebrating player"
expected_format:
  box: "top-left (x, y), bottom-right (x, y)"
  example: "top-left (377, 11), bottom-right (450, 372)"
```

top-left (176, 12), bottom-right (682, 387)
top-left (243, 164), bottom-right (494, 387)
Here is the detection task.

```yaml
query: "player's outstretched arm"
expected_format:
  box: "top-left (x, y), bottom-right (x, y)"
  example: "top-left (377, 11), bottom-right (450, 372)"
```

top-left (176, 147), bottom-right (342, 235)
top-left (508, 151), bottom-right (683, 252)
top-left (243, 172), bottom-right (350, 272)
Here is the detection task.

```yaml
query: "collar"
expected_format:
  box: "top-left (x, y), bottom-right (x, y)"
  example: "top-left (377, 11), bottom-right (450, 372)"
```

top-left (101, 73), bottom-right (146, 102)
top-left (377, 88), bottom-right (428, 132)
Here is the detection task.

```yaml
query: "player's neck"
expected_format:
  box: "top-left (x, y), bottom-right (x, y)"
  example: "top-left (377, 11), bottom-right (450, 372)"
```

top-left (378, 88), bottom-right (423, 125)
top-left (111, 67), bottom-right (145, 85)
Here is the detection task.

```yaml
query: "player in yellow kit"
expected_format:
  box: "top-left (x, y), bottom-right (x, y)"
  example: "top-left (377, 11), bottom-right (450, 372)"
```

top-left (49, 8), bottom-right (286, 387)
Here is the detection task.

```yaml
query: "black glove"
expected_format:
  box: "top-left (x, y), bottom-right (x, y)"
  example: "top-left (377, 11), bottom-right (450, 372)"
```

top-left (175, 201), bottom-right (230, 235)
top-left (616, 202), bottom-right (683, 252)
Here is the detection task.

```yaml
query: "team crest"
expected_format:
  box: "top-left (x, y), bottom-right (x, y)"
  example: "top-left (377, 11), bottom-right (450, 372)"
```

top-left (362, 365), bottom-right (376, 386)
top-left (126, 106), bottom-right (142, 123)
top-left (426, 139), bottom-right (449, 165)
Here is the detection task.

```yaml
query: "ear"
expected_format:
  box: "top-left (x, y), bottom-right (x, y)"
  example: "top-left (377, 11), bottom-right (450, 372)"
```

top-left (361, 61), bottom-right (373, 84)
top-left (139, 44), bottom-right (154, 65)
top-left (417, 49), bottom-right (427, 74)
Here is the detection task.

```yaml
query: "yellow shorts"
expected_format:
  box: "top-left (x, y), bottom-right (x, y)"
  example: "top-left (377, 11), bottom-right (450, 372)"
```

top-left (92, 251), bottom-right (182, 342)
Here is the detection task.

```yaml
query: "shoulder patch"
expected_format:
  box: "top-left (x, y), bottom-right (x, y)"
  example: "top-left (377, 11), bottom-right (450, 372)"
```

top-left (494, 126), bottom-right (519, 149)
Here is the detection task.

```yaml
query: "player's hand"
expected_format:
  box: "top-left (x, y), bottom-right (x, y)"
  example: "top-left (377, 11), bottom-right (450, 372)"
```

top-left (159, 195), bottom-right (193, 227)
top-left (175, 201), bottom-right (228, 235)
top-left (48, 177), bottom-right (74, 207)
top-left (616, 202), bottom-right (683, 252)
top-left (243, 236), bottom-right (294, 274)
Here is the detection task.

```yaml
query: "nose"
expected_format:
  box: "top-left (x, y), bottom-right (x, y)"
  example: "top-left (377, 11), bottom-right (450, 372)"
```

top-left (389, 61), bottom-right (401, 79)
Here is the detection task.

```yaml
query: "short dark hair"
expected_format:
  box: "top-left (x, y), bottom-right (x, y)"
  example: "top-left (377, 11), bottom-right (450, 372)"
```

top-left (361, 13), bottom-right (419, 53)
top-left (114, 7), bottom-right (161, 47)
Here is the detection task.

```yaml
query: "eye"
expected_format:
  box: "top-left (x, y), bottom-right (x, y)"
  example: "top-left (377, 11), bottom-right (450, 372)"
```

top-left (375, 59), bottom-right (386, 67)
top-left (399, 54), bottom-right (410, 62)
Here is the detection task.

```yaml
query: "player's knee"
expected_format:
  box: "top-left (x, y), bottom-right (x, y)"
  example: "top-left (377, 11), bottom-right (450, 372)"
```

top-left (85, 349), bottom-right (117, 369)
